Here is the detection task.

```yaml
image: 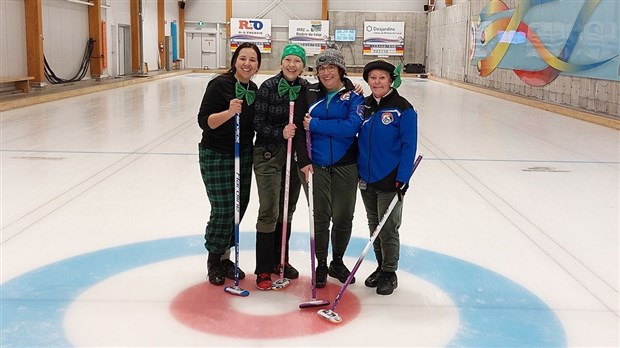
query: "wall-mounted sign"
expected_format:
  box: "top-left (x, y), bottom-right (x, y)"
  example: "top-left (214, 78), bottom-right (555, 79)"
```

top-left (363, 21), bottom-right (404, 56)
top-left (230, 18), bottom-right (272, 53)
top-left (335, 29), bottom-right (356, 42)
top-left (202, 35), bottom-right (216, 53)
top-left (288, 20), bottom-right (329, 56)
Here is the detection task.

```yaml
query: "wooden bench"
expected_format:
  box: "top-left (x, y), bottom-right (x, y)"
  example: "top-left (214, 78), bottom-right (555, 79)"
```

top-left (0, 76), bottom-right (34, 93)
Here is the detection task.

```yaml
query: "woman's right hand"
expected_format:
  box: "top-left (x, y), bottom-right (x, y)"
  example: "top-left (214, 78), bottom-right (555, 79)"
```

top-left (228, 99), bottom-right (243, 118)
top-left (283, 123), bottom-right (296, 140)
top-left (207, 98), bottom-right (244, 129)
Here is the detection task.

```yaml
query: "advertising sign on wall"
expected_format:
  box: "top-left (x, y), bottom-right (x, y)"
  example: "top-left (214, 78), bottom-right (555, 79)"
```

top-left (363, 21), bottom-right (405, 56)
top-left (230, 18), bottom-right (272, 53)
top-left (469, 0), bottom-right (620, 86)
top-left (288, 20), bottom-right (329, 56)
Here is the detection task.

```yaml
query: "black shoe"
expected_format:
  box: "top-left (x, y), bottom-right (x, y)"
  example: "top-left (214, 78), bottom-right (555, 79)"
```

top-left (207, 262), bottom-right (226, 286)
top-left (284, 263), bottom-right (299, 279)
top-left (315, 260), bottom-right (328, 288)
top-left (376, 271), bottom-right (398, 295)
top-left (364, 267), bottom-right (383, 288)
top-left (273, 263), bottom-right (299, 279)
top-left (328, 260), bottom-right (355, 284)
top-left (221, 259), bottom-right (245, 280)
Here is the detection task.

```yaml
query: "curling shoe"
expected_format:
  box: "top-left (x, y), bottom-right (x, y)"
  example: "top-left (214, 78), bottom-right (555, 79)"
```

top-left (221, 259), bottom-right (245, 280)
top-left (207, 262), bottom-right (226, 286)
top-left (328, 259), bottom-right (355, 284)
top-left (273, 263), bottom-right (299, 279)
top-left (316, 259), bottom-right (328, 288)
top-left (376, 271), bottom-right (398, 295)
top-left (364, 267), bottom-right (383, 288)
top-left (256, 273), bottom-right (272, 290)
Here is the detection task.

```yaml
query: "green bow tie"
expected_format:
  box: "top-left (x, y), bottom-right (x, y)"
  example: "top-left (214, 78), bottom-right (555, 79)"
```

top-left (235, 81), bottom-right (255, 106)
top-left (277, 78), bottom-right (301, 101)
top-left (392, 63), bottom-right (402, 89)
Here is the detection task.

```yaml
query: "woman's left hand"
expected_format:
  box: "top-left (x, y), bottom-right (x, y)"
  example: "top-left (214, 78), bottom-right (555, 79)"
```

top-left (303, 114), bottom-right (312, 130)
top-left (353, 83), bottom-right (364, 95)
top-left (283, 123), bottom-right (296, 140)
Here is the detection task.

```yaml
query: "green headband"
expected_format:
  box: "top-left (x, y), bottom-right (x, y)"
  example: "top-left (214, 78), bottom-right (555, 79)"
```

top-left (281, 44), bottom-right (306, 66)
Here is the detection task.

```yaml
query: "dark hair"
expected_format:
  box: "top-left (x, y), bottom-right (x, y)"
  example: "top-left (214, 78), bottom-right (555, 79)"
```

top-left (337, 67), bottom-right (346, 79)
top-left (227, 42), bottom-right (261, 76)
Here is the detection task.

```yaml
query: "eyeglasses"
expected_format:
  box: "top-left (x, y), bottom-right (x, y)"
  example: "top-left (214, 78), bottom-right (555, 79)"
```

top-left (318, 65), bottom-right (338, 74)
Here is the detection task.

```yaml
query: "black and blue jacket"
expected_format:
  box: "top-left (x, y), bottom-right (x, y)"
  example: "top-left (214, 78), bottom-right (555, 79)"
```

top-left (358, 88), bottom-right (418, 192)
top-left (293, 78), bottom-right (365, 168)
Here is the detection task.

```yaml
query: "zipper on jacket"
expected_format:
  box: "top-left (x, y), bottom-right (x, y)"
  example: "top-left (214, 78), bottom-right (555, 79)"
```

top-left (326, 97), bottom-right (334, 166)
top-left (367, 111), bottom-right (376, 182)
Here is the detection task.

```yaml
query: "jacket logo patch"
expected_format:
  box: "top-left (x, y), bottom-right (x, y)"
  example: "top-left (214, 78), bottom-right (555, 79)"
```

top-left (340, 91), bottom-right (351, 101)
top-left (356, 105), bottom-right (365, 118)
top-left (381, 112), bottom-right (393, 125)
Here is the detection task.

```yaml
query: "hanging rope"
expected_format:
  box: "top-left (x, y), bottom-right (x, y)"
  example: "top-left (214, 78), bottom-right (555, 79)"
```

top-left (44, 38), bottom-right (96, 84)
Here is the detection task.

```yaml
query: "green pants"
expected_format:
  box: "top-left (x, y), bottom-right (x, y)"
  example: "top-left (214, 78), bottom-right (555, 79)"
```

top-left (360, 184), bottom-right (402, 272)
top-left (253, 145), bottom-right (301, 233)
top-left (300, 163), bottom-right (358, 260)
top-left (199, 144), bottom-right (253, 254)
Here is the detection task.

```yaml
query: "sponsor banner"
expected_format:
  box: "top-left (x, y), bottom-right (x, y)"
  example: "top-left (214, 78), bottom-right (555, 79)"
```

top-left (288, 20), bottom-right (330, 56)
top-left (363, 21), bottom-right (405, 56)
top-left (230, 18), bottom-right (272, 53)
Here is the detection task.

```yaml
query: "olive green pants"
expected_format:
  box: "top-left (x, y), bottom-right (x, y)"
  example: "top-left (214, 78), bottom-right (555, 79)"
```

top-left (253, 145), bottom-right (301, 233)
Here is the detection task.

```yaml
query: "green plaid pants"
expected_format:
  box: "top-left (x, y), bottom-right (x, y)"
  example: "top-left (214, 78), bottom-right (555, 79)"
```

top-left (199, 144), bottom-right (253, 254)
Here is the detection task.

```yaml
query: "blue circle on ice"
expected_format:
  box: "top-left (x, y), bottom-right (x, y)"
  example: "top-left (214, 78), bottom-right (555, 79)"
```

top-left (1, 233), bottom-right (565, 347)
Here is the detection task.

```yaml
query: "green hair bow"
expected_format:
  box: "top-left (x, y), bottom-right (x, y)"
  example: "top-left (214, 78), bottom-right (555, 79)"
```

top-left (277, 78), bottom-right (301, 101)
top-left (392, 63), bottom-right (402, 89)
top-left (235, 81), bottom-right (255, 106)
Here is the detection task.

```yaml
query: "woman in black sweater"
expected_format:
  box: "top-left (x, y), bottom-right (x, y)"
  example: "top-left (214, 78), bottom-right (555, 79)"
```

top-left (197, 43), bottom-right (261, 286)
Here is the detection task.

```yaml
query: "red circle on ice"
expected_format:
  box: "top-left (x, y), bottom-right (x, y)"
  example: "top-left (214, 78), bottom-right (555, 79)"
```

top-left (170, 276), bottom-right (361, 338)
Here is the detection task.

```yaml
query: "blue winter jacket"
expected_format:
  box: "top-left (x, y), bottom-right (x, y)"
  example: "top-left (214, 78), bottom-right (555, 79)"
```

top-left (293, 78), bottom-right (365, 168)
top-left (358, 88), bottom-right (418, 191)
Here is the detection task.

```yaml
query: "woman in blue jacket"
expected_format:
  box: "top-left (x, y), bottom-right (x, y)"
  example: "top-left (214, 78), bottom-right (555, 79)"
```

top-left (358, 60), bottom-right (418, 295)
top-left (293, 48), bottom-right (365, 288)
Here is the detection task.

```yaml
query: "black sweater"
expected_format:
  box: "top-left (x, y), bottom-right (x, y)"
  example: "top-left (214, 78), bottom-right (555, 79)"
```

top-left (254, 71), bottom-right (308, 150)
top-left (197, 74), bottom-right (257, 153)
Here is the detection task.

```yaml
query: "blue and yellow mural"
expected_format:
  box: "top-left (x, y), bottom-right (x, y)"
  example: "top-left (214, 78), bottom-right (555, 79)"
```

top-left (470, 0), bottom-right (620, 86)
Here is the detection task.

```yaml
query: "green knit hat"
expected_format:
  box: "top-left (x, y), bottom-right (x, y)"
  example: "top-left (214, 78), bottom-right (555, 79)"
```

top-left (281, 44), bottom-right (306, 67)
